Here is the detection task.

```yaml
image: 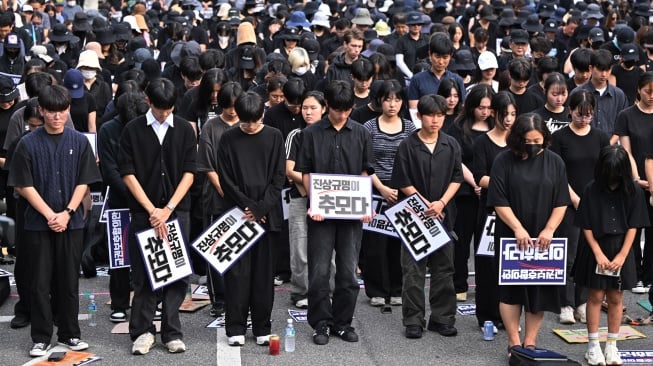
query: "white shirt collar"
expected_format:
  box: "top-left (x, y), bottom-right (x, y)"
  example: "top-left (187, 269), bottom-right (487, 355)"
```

top-left (146, 109), bottom-right (174, 127)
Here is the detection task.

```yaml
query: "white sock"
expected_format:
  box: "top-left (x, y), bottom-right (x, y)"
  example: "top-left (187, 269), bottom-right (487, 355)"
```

top-left (607, 333), bottom-right (618, 347)
top-left (588, 332), bottom-right (600, 348)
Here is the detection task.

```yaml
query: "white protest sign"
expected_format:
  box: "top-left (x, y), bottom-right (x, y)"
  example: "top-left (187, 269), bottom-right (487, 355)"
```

top-left (105, 209), bottom-right (130, 269)
top-left (309, 173), bottom-right (372, 219)
top-left (136, 218), bottom-right (193, 290)
top-left (476, 214), bottom-right (495, 257)
top-left (190, 206), bottom-right (266, 275)
top-left (385, 193), bottom-right (452, 261)
top-left (363, 194), bottom-right (398, 237)
top-left (99, 187), bottom-right (110, 223)
top-left (83, 132), bottom-right (97, 159)
top-left (281, 187), bottom-right (291, 221)
top-left (0, 268), bottom-right (12, 277)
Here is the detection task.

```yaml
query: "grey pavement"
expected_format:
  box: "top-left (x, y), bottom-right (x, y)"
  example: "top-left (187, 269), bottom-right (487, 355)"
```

top-left (1, 263), bottom-right (653, 366)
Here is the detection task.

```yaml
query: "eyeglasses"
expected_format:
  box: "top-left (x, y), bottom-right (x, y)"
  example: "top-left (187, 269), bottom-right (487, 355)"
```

top-left (42, 110), bottom-right (65, 117)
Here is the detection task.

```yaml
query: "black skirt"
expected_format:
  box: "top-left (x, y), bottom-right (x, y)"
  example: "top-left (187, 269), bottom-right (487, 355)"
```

top-left (573, 234), bottom-right (636, 291)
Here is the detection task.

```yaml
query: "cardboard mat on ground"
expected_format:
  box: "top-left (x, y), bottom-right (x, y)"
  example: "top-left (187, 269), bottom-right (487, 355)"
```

top-left (553, 325), bottom-right (646, 343)
top-left (112, 321), bottom-right (161, 334)
top-left (24, 348), bottom-right (99, 366)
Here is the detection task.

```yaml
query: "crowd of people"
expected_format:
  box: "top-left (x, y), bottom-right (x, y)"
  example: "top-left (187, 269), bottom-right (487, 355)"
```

top-left (2, 0), bottom-right (653, 364)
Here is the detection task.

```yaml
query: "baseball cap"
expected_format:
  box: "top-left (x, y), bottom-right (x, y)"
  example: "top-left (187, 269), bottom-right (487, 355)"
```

top-left (588, 27), bottom-right (605, 42)
top-left (478, 51), bottom-right (498, 70)
top-left (620, 43), bottom-right (639, 62)
top-left (63, 69), bottom-right (84, 99)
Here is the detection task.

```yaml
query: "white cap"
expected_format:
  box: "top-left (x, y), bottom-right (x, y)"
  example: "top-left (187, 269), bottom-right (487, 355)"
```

top-left (478, 51), bottom-right (498, 70)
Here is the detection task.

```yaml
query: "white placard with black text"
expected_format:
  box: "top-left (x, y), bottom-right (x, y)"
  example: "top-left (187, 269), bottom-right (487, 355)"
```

top-left (309, 173), bottom-right (372, 220)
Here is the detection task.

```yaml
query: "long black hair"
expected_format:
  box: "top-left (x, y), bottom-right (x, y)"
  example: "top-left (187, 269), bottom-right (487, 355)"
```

top-left (197, 68), bottom-right (226, 121)
top-left (594, 145), bottom-right (635, 195)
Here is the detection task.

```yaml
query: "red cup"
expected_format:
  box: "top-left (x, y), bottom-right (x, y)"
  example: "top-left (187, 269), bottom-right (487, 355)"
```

top-left (269, 335), bottom-right (280, 355)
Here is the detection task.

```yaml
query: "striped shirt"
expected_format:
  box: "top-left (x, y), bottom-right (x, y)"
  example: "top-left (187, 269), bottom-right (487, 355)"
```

top-left (363, 117), bottom-right (416, 182)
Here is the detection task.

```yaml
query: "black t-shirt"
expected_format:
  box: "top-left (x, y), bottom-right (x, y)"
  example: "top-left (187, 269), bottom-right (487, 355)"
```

top-left (508, 89), bottom-right (543, 115)
top-left (550, 126), bottom-right (610, 195)
top-left (472, 133), bottom-right (509, 203)
top-left (611, 64), bottom-right (643, 106)
top-left (533, 106), bottom-right (571, 134)
top-left (70, 92), bottom-right (97, 133)
top-left (350, 104), bottom-right (380, 124)
top-left (614, 105), bottom-right (653, 177)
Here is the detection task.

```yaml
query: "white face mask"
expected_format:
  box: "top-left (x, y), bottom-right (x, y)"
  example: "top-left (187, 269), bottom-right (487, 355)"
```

top-left (56, 44), bottom-right (66, 54)
top-left (218, 36), bottom-right (229, 43)
top-left (295, 66), bottom-right (308, 76)
top-left (81, 70), bottom-right (96, 80)
top-left (67, 0), bottom-right (76, 6)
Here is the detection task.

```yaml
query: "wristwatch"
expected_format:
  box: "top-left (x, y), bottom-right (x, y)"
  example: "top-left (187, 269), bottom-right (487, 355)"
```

top-left (65, 207), bottom-right (75, 216)
top-left (165, 203), bottom-right (176, 211)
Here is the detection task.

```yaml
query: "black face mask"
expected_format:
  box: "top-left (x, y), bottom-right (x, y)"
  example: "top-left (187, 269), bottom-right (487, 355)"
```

top-left (525, 143), bottom-right (543, 158)
top-left (623, 60), bottom-right (637, 68)
top-left (5, 49), bottom-right (18, 59)
top-left (590, 41), bottom-right (603, 50)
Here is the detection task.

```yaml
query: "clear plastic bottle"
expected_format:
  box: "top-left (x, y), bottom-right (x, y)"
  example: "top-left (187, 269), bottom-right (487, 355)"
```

top-left (88, 294), bottom-right (97, 327)
top-left (284, 318), bottom-right (295, 352)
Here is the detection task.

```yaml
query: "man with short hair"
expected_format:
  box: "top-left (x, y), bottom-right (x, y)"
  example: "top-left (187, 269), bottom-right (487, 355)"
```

top-left (295, 80), bottom-right (374, 345)
top-left (119, 78), bottom-right (197, 356)
top-left (9, 84), bottom-right (101, 357)
top-left (326, 28), bottom-right (364, 83)
top-left (407, 33), bottom-right (466, 109)
top-left (395, 11), bottom-right (429, 79)
top-left (498, 29), bottom-right (530, 73)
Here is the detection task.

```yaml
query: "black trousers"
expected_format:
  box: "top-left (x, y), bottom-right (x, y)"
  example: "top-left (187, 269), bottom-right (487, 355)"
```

top-left (26, 229), bottom-right (84, 344)
top-left (474, 208), bottom-right (501, 327)
top-left (128, 212), bottom-right (189, 343)
top-left (307, 219), bottom-right (361, 330)
top-left (109, 266), bottom-right (131, 311)
top-left (223, 234), bottom-right (274, 337)
top-left (633, 192), bottom-right (653, 285)
top-left (361, 230), bottom-right (402, 299)
top-left (453, 194), bottom-right (479, 293)
top-left (13, 197), bottom-right (29, 320)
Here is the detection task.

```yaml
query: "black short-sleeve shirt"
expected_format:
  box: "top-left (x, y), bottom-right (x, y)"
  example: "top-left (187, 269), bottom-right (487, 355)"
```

top-left (614, 105), bottom-right (653, 177)
top-left (294, 117), bottom-right (374, 176)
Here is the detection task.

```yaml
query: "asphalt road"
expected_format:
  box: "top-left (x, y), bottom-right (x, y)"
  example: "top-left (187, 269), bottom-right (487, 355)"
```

top-left (1, 262), bottom-right (653, 366)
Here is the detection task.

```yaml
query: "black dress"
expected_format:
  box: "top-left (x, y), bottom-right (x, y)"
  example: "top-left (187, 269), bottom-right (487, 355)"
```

top-left (574, 182), bottom-right (649, 290)
top-left (487, 149), bottom-right (571, 313)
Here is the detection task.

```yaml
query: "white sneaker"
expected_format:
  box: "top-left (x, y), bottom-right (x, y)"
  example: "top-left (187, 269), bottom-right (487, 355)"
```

top-left (256, 335), bottom-right (270, 346)
top-left (29, 343), bottom-right (51, 357)
top-left (227, 335), bottom-right (245, 346)
top-left (559, 306), bottom-right (576, 324)
top-left (575, 303), bottom-right (587, 323)
top-left (132, 332), bottom-right (155, 355)
top-left (166, 339), bottom-right (186, 353)
top-left (370, 297), bottom-right (386, 306)
top-left (389, 297), bottom-right (402, 306)
top-left (585, 344), bottom-right (606, 365)
top-left (295, 298), bottom-right (308, 309)
top-left (604, 343), bottom-right (623, 365)
top-left (632, 281), bottom-right (646, 294)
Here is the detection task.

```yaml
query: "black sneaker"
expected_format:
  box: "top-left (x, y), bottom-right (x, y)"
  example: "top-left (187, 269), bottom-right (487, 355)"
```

top-left (427, 320), bottom-right (458, 337)
top-left (110, 310), bottom-right (127, 323)
top-left (405, 325), bottom-right (423, 339)
top-left (209, 303), bottom-right (224, 317)
top-left (333, 326), bottom-right (359, 342)
top-left (58, 338), bottom-right (89, 351)
top-left (312, 323), bottom-right (330, 345)
top-left (10, 315), bottom-right (30, 329)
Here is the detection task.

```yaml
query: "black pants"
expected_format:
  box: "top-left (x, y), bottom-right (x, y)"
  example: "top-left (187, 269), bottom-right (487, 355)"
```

top-left (633, 193), bottom-right (653, 285)
top-left (13, 197), bottom-right (29, 320)
top-left (223, 234), bottom-right (274, 337)
top-left (453, 194), bottom-right (479, 293)
top-left (307, 219), bottom-right (361, 330)
top-left (361, 230), bottom-right (402, 299)
top-left (109, 267), bottom-right (131, 311)
top-left (26, 229), bottom-right (84, 344)
top-left (128, 212), bottom-right (189, 343)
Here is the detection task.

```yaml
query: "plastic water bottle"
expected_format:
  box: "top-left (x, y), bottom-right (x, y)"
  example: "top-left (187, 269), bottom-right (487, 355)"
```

top-left (284, 319), bottom-right (295, 352)
top-left (88, 294), bottom-right (97, 327)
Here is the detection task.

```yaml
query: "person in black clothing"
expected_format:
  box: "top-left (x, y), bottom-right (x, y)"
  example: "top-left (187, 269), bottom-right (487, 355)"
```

top-left (178, 68), bottom-right (226, 134)
top-left (609, 43), bottom-right (644, 105)
top-left (326, 28), bottom-right (364, 83)
top-left (263, 78), bottom-right (306, 140)
top-left (9, 85), bottom-right (101, 357)
top-left (118, 78), bottom-right (197, 355)
top-left (294, 80), bottom-right (374, 345)
top-left (98, 91), bottom-right (149, 323)
top-left (395, 11), bottom-right (429, 79)
top-left (533, 73), bottom-right (571, 134)
top-left (506, 57), bottom-right (543, 115)
top-left (217, 91), bottom-right (285, 347)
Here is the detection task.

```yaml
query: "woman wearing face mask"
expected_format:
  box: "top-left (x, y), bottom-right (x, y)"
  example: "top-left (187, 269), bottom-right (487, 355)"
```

top-left (609, 43), bottom-right (644, 105)
top-left (550, 89), bottom-right (610, 326)
top-left (209, 22), bottom-right (235, 53)
top-left (288, 47), bottom-right (316, 91)
top-left (487, 113), bottom-right (570, 355)
top-left (77, 50), bottom-right (112, 123)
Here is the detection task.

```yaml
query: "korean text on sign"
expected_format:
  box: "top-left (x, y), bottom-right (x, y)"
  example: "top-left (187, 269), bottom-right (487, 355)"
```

top-left (136, 218), bottom-right (193, 290)
top-left (105, 209), bottom-right (130, 269)
top-left (475, 214), bottom-right (495, 257)
top-left (309, 173), bottom-right (372, 220)
top-left (498, 237), bottom-right (567, 285)
top-left (385, 193), bottom-right (452, 262)
top-left (190, 206), bottom-right (266, 275)
top-left (362, 194), bottom-right (398, 237)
